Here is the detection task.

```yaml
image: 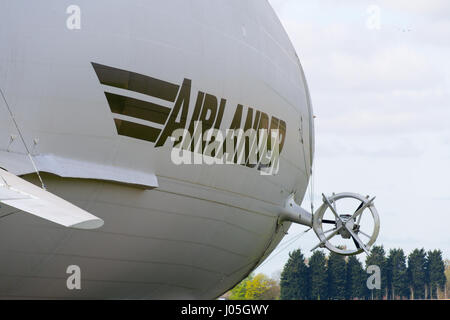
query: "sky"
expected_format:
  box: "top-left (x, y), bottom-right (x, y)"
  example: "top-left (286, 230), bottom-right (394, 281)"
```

top-left (256, 0), bottom-right (450, 278)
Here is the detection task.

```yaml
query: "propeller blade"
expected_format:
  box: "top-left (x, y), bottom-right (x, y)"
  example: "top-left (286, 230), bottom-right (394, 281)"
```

top-left (354, 201), bottom-right (364, 214)
top-left (352, 236), bottom-right (361, 249)
top-left (322, 219), bottom-right (336, 224)
top-left (350, 196), bottom-right (375, 221)
top-left (346, 227), bottom-right (369, 254)
top-left (322, 194), bottom-right (342, 223)
top-left (354, 202), bottom-right (364, 225)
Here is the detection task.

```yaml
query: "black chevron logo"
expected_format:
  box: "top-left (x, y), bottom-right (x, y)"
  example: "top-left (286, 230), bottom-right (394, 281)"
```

top-left (92, 62), bottom-right (181, 143)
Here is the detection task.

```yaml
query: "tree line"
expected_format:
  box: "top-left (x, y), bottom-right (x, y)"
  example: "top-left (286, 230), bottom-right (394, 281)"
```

top-left (224, 246), bottom-right (448, 300)
top-left (280, 246), bottom-right (447, 300)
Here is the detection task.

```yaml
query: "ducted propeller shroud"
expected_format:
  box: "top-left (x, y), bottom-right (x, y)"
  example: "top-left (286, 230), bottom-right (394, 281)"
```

top-left (312, 193), bottom-right (380, 256)
top-left (279, 192), bottom-right (380, 256)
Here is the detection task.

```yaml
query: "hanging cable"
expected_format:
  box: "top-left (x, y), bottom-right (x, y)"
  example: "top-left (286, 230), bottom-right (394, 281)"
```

top-left (300, 115), bottom-right (315, 216)
top-left (310, 159), bottom-right (315, 218)
top-left (257, 227), bottom-right (312, 269)
top-left (0, 86), bottom-right (46, 190)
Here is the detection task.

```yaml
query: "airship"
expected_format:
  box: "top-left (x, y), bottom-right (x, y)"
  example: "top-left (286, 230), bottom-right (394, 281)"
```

top-left (0, 0), bottom-right (379, 299)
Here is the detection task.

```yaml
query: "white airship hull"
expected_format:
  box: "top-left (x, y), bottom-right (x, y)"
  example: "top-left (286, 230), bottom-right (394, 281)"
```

top-left (0, 173), bottom-right (287, 299)
top-left (0, 0), bottom-right (314, 298)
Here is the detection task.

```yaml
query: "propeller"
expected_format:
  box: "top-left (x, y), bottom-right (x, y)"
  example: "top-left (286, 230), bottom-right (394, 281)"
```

top-left (311, 193), bottom-right (380, 256)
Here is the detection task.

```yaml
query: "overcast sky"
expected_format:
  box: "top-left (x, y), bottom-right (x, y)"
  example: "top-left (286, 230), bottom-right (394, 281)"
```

top-left (256, 0), bottom-right (450, 277)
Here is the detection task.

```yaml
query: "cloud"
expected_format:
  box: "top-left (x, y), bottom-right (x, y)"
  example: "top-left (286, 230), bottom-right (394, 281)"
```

top-left (377, 0), bottom-right (450, 19)
top-left (317, 136), bottom-right (424, 158)
top-left (326, 46), bottom-right (439, 92)
top-left (262, 1), bottom-right (450, 270)
top-left (268, 0), bottom-right (450, 139)
top-left (316, 107), bottom-right (450, 136)
top-left (278, 20), bottom-right (448, 93)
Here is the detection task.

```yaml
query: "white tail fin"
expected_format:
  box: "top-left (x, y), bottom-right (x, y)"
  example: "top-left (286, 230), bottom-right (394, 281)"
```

top-left (0, 168), bottom-right (104, 229)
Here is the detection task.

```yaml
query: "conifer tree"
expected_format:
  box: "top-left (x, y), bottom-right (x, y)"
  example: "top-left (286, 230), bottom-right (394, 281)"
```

top-left (426, 250), bottom-right (446, 299)
top-left (327, 251), bottom-right (347, 299)
top-left (365, 246), bottom-right (387, 299)
top-left (309, 250), bottom-right (328, 300)
top-left (280, 249), bottom-right (309, 299)
top-left (386, 248), bottom-right (408, 299)
top-left (346, 256), bottom-right (366, 299)
top-left (407, 248), bottom-right (427, 299)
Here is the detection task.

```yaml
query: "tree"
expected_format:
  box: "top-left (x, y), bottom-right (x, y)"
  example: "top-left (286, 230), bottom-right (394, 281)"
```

top-left (386, 248), bottom-right (408, 299)
top-left (309, 251), bottom-right (328, 300)
top-left (365, 246), bottom-right (387, 299)
top-left (345, 256), bottom-right (366, 300)
top-left (407, 248), bottom-right (427, 299)
top-left (229, 274), bottom-right (253, 300)
top-left (426, 250), bottom-right (446, 299)
top-left (244, 273), bottom-right (280, 300)
top-left (262, 278), bottom-right (281, 300)
top-left (228, 273), bottom-right (280, 300)
top-left (280, 249), bottom-right (309, 300)
top-left (444, 260), bottom-right (450, 299)
top-left (327, 251), bottom-right (346, 299)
